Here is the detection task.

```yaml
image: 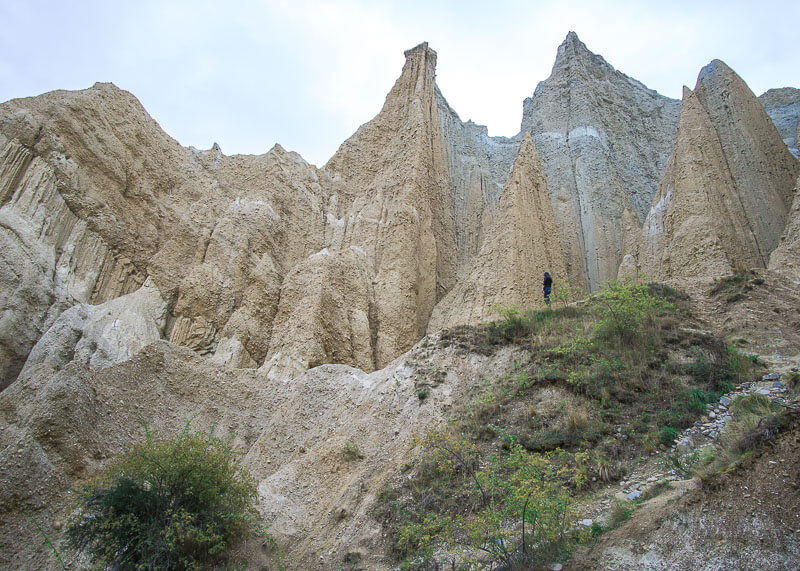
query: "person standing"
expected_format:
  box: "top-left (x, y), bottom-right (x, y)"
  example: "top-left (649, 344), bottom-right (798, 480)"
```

top-left (542, 272), bottom-right (553, 306)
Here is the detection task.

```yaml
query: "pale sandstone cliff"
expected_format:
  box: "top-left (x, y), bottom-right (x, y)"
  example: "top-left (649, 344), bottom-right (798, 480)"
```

top-left (322, 43), bottom-right (457, 368)
top-left (520, 32), bottom-right (680, 290)
top-left (429, 134), bottom-right (567, 328)
top-left (1, 37), bottom-right (800, 571)
top-left (0, 84), bottom-right (354, 385)
top-left (0, 42), bottom-right (549, 388)
top-left (769, 170), bottom-right (800, 282)
top-left (633, 61), bottom-right (799, 280)
top-left (693, 61), bottom-right (797, 259)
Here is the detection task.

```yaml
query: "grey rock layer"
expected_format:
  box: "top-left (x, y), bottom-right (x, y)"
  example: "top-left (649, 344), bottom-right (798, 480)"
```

top-left (428, 134), bottom-right (567, 329)
top-left (520, 31), bottom-right (680, 290)
top-left (760, 87), bottom-right (800, 158)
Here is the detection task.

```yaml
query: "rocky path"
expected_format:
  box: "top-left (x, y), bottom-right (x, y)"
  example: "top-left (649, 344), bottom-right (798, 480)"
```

top-left (575, 365), bottom-right (799, 532)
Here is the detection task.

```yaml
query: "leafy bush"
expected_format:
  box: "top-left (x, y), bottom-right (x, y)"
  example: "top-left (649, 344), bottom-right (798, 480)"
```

top-left (608, 500), bottom-right (634, 528)
top-left (709, 269), bottom-right (751, 296)
top-left (488, 305), bottom-right (528, 342)
top-left (590, 280), bottom-right (672, 345)
top-left (389, 429), bottom-right (584, 568)
top-left (658, 426), bottom-right (679, 447)
top-left (692, 395), bottom-right (797, 479)
top-left (66, 426), bottom-right (261, 570)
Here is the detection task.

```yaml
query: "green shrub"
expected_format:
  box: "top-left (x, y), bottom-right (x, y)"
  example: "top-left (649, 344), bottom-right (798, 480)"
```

top-left (488, 305), bottom-right (528, 342)
top-left (591, 280), bottom-right (672, 345)
top-left (658, 427), bottom-right (679, 447)
top-left (608, 500), bottom-right (634, 528)
top-left (725, 292), bottom-right (745, 304)
top-left (391, 430), bottom-right (583, 568)
top-left (709, 269), bottom-right (750, 296)
top-left (66, 426), bottom-right (261, 570)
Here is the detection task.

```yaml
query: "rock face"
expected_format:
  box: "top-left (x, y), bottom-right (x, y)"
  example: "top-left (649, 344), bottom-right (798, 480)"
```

top-left (769, 172), bottom-right (800, 282)
top-left (0, 135), bottom-right (145, 389)
top-left (261, 247), bottom-right (376, 379)
top-left (324, 43), bottom-right (457, 368)
top-left (520, 32), bottom-right (680, 290)
top-left (21, 279), bottom-right (167, 377)
top-left (0, 41), bottom-right (561, 386)
top-left (634, 61), bottom-right (799, 280)
top-left (429, 134), bottom-right (567, 328)
top-left (0, 84), bottom-right (354, 385)
top-left (435, 92), bottom-right (520, 266)
top-left (0, 327), bottom-right (503, 569)
top-left (2, 36), bottom-right (800, 570)
top-left (760, 87), bottom-right (800, 158)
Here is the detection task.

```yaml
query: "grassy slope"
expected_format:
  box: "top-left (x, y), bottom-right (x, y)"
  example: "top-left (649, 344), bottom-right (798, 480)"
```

top-left (378, 281), bottom-right (760, 568)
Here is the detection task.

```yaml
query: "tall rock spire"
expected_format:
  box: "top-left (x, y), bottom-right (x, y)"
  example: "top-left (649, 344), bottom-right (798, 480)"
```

top-left (520, 32), bottom-right (680, 291)
top-left (694, 59), bottom-right (798, 259)
top-left (635, 61), bottom-right (799, 280)
top-left (428, 134), bottom-right (566, 329)
top-left (324, 42), bottom-right (457, 367)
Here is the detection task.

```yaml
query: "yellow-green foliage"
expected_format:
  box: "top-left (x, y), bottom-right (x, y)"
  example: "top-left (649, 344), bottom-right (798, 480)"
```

top-left (591, 279), bottom-right (673, 345)
top-left (343, 440), bottom-right (365, 461)
top-left (66, 426), bottom-right (261, 570)
top-left (391, 429), bottom-right (585, 568)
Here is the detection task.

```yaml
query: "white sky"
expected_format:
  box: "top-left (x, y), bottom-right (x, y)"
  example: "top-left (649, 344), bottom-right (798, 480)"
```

top-left (1, 0), bottom-right (798, 166)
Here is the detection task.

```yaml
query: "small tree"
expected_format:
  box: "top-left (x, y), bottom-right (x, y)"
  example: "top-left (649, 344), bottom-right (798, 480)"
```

top-left (397, 429), bottom-right (582, 568)
top-left (591, 280), bottom-right (672, 345)
top-left (66, 425), bottom-right (260, 570)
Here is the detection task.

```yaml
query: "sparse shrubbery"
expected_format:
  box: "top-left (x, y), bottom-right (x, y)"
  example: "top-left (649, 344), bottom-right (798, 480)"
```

top-left (386, 279), bottom-right (758, 566)
top-left (66, 425), bottom-right (263, 570)
top-left (387, 429), bottom-right (584, 568)
top-left (692, 394), bottom-right (796, 479)
top-left (343, 440), bottom-right (365, 461)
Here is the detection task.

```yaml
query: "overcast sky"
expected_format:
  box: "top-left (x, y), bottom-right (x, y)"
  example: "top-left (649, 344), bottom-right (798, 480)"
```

top-left (1, 0), bottom-right (798, 166)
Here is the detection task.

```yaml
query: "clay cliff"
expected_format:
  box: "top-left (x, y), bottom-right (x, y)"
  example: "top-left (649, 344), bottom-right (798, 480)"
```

top-left (429, 134), bottom-right (566, 328)
top-left (1, 34), bottom-right (800, 570)
top-left (630, 60), bottom-right (799, 280)
top-left (6, 35), bottom-right (793, 390)
top-left (0, 86), bottom-right (350, 387)
top-left (520, 32), bottom-right (681, 290)
top-left (760, 87), bottom-right (800, 158)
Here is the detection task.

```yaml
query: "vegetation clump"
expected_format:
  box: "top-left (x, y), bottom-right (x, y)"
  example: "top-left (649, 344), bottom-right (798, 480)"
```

top-left (381, 279), bottom-right (756, 567)
top-left (709, 268), bottom-right (762, 303)
top-left (384, 429), bottom-right (586, 568)
top-left (66, 425), bottom-right (262, 570)
top-left (691, 394), bottom-right (798, 479)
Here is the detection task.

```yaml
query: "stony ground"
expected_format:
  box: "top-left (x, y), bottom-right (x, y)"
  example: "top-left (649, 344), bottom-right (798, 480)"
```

top-left (569, 271), bottom-right (800, 569)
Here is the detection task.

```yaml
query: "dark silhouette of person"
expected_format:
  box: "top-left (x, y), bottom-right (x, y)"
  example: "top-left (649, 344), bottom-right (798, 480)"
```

top-left (543, 272), bottom-right (553, 305)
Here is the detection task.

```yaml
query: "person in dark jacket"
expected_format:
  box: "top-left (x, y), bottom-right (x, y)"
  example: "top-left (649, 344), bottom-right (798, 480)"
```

top-left (543, 272), bottom-right (553, 306)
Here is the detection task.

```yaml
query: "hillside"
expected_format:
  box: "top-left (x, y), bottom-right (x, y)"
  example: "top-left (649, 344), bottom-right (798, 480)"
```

top-left (0, 32), bottom-right (798, 569)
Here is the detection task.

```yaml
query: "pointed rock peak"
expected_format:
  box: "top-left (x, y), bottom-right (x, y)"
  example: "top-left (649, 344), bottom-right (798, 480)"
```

top-left (554, 30), bottom-right (595, 63)
top-left (682, 86), bottom-right (693, 99)
top-left (563, 31), bottom-right (583, 47)
top-left (515, 133), bottom-right (542, 166)
top-left (91, 81), bottom-right (119, 91)
top-left (518, 132), bottom-right (535, 152)
top-left (697, 59), bottom-right (734, 85)
top-left (403, 42), bottom-right (437, 70)
top-left (404, 41), bottom-right (434, 59)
